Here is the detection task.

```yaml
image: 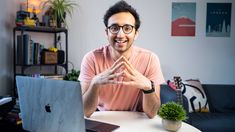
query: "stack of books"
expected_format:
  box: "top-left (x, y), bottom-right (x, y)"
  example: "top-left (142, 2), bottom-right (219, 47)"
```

top-left (16, 34), bottom-right (44, 65)
top-left (0, 97), bottom-right (22, 125)
top-left (0, 96), bottom-right (15, 119)
top-left (3, 99), bottom-right (22, 126)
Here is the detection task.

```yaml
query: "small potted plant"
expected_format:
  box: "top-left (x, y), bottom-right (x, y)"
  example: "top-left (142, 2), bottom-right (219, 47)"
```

top-left (63, 69), bottom-right (80, 81)
top-left (40, 0), bottom-right (78, 27)
top-left (158, 102), bottom-right (188, 131)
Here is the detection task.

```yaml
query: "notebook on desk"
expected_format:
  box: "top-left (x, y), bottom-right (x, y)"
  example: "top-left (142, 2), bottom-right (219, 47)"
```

top-left (16, 76), bottom-right (119, 132)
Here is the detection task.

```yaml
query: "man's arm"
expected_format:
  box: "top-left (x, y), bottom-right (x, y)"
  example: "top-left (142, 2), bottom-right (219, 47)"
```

top-left (82, 57), bottom-right (126, 117)
top-left (117, 56), bottom-right (162, 118)
top-left (82, 81), bottom-right (100, 118)
top-left (142, 85), bottom-right (161, 118)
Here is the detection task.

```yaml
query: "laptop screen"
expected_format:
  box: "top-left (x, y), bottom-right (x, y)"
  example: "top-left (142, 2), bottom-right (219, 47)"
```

top-left (16, 76), bottom-right (86, 132)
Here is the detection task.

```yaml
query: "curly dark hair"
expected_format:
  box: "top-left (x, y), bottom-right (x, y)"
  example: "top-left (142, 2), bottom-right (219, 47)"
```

top-left (103, 0), bottom-right (141, 30)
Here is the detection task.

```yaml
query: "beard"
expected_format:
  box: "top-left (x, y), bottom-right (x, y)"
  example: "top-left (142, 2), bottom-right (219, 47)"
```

top-left (111, 39), bottom-right (133, 53)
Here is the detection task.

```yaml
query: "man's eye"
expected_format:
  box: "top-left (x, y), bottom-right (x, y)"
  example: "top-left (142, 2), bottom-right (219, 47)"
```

top-left (111, 26), bottom-right (119, 31)
top-left (124, 26), bottom-right (132, 31)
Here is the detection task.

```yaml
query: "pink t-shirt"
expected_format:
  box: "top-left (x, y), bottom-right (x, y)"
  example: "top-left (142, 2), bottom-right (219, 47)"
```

top-left (79, 45), bottom-right (165, 111)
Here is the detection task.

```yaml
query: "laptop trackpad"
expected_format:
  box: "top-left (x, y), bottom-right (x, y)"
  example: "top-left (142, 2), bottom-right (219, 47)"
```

top-left (85, 119), bottom-right (120, 132)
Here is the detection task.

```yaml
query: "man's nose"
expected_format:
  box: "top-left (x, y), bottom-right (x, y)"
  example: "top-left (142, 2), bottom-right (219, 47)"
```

top-left (116, 28), bottom-right (125, 37)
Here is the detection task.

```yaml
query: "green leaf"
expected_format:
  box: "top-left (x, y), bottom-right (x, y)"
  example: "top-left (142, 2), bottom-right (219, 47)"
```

top-left (158, 102), bottom-right (188, 121)
top-left (63, 69), bottom-right (80, 81)
top-left (40, 0), bottom-right (78, 27)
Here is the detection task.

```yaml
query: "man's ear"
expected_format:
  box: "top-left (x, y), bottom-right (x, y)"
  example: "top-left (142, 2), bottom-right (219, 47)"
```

top-left (105, 29), bottom-right (109, 40)
top-left (105, 29), bottom-right (108, 36)
top-left (134, 30), bottom-right (139, 40)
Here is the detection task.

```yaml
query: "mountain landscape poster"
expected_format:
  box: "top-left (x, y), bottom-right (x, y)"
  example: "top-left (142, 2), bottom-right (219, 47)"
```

top-left (206, 3), bottom-right (232, 37)
top-left (171, 2), bottom-right (196, 36)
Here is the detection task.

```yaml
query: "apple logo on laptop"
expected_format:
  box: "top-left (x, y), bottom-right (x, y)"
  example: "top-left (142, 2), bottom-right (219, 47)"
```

top-left (45, 104), bottom-right (51, 113)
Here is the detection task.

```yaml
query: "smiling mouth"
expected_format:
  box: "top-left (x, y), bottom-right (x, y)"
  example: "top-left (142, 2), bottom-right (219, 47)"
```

top-left (115, 40), bottom-right (128, 45)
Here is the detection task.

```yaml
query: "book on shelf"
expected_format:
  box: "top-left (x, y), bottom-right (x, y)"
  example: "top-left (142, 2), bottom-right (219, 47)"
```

top-left (16, 34), bottom-right (29, 65)
top-left (23, 74), bottom-right (65, 80)
top-left (16, 34), bottom-right (44, 65)
top-left (43, 75), bottom-right (64, 80)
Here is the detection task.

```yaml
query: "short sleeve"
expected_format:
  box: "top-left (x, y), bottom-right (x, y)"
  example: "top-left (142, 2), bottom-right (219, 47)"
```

top-left (147, 53), bottom-right (165, 85)
top-left (78, 52), bottom-right (96, 84)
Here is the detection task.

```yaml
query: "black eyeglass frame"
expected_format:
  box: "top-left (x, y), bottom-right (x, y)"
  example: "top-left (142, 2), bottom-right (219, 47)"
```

top-left (107, 24), bottom-right (135, 34)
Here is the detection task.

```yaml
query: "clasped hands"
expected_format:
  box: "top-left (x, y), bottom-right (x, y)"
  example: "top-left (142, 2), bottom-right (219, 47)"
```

top-left (92, 56), bottom-right (151, 91)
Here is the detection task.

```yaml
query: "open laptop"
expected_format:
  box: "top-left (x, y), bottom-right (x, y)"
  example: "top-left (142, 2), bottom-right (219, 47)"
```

top-left (16, 76), bottom-right (119, 132)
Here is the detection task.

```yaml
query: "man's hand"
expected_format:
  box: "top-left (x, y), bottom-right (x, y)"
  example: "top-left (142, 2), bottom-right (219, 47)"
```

top-left (114, 56), bottom-right (152, 90)
top-left (91, 56), bottom-right (126, 86)
top-left (83, 56), bottom-right (127, 117)
top-left (92, 56), bottom-right (151, 90)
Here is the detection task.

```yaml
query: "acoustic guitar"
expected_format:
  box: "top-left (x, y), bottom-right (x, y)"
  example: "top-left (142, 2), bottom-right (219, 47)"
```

top-left (174, 76), bottom-right (183, 105)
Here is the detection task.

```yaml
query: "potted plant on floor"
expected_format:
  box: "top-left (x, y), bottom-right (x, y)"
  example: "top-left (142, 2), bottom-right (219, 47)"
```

top-left (40, 0), bottom-right (78, 27)
top-left (158, 102), bottom-right (188, 131)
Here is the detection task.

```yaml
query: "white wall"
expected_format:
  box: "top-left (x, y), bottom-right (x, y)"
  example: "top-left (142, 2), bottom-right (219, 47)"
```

top-left (0, 0), bottom-right (18, 95)
top-left (68, 0), bottom-right (235, 84)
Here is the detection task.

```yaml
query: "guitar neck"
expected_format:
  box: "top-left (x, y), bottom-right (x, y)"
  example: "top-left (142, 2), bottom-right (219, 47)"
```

top-left (176, 89), bottom-right (183, 105)
top-left (174, 76), bottom-right (183, 105)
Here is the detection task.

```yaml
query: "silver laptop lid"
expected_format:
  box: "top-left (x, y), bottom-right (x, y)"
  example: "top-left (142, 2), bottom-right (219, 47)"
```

top-left (16, 76), bottom-right (85, 132)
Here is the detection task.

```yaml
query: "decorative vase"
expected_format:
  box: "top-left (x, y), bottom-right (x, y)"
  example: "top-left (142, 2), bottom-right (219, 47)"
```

top-left (162, 119), bottom-right (182, 131)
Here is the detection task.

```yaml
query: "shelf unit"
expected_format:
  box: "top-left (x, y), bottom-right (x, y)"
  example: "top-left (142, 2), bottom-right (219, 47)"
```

top-left (13, 26), bottom-right (68, 97)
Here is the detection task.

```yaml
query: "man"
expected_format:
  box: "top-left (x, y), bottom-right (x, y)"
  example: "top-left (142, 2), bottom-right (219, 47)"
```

top-left (79, 1), bottom-right (165, 118)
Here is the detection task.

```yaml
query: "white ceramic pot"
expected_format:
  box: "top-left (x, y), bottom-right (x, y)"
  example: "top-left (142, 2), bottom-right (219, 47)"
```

top-left (162, 119), bottom-right (182, 131)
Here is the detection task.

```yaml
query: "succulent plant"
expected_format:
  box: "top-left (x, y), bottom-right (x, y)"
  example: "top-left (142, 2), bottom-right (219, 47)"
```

top-left (158, 102), bottom-right (188, 121)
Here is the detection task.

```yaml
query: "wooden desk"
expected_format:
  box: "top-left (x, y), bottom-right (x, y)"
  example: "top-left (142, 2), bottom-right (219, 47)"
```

top-left (89, 111), bottom-right (201, 132)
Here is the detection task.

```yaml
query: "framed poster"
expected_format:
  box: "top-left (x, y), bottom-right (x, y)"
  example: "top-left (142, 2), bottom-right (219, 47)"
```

top-left (171, 2), bottom-right (196, 36)
top-left (206, 3), bottom-right (232, 37)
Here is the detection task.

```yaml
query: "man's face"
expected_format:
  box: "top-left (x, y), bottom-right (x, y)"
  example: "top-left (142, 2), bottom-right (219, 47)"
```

top-left (106, 12), bottom-right (138, 53)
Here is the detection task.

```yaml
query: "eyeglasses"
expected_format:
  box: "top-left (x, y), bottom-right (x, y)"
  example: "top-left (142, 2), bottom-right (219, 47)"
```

top-left (107, 24), bottom-right (135, 34)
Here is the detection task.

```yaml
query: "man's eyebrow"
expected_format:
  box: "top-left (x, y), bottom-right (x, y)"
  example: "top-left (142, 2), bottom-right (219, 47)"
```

top-left (109, 23), bottom-right (133, 26)
top-left (108, 23), bottom-right (118, 26)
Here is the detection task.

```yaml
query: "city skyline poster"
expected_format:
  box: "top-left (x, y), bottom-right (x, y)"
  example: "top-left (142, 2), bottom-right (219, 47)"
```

top-left (206, 3), bottom-right (232, 37)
